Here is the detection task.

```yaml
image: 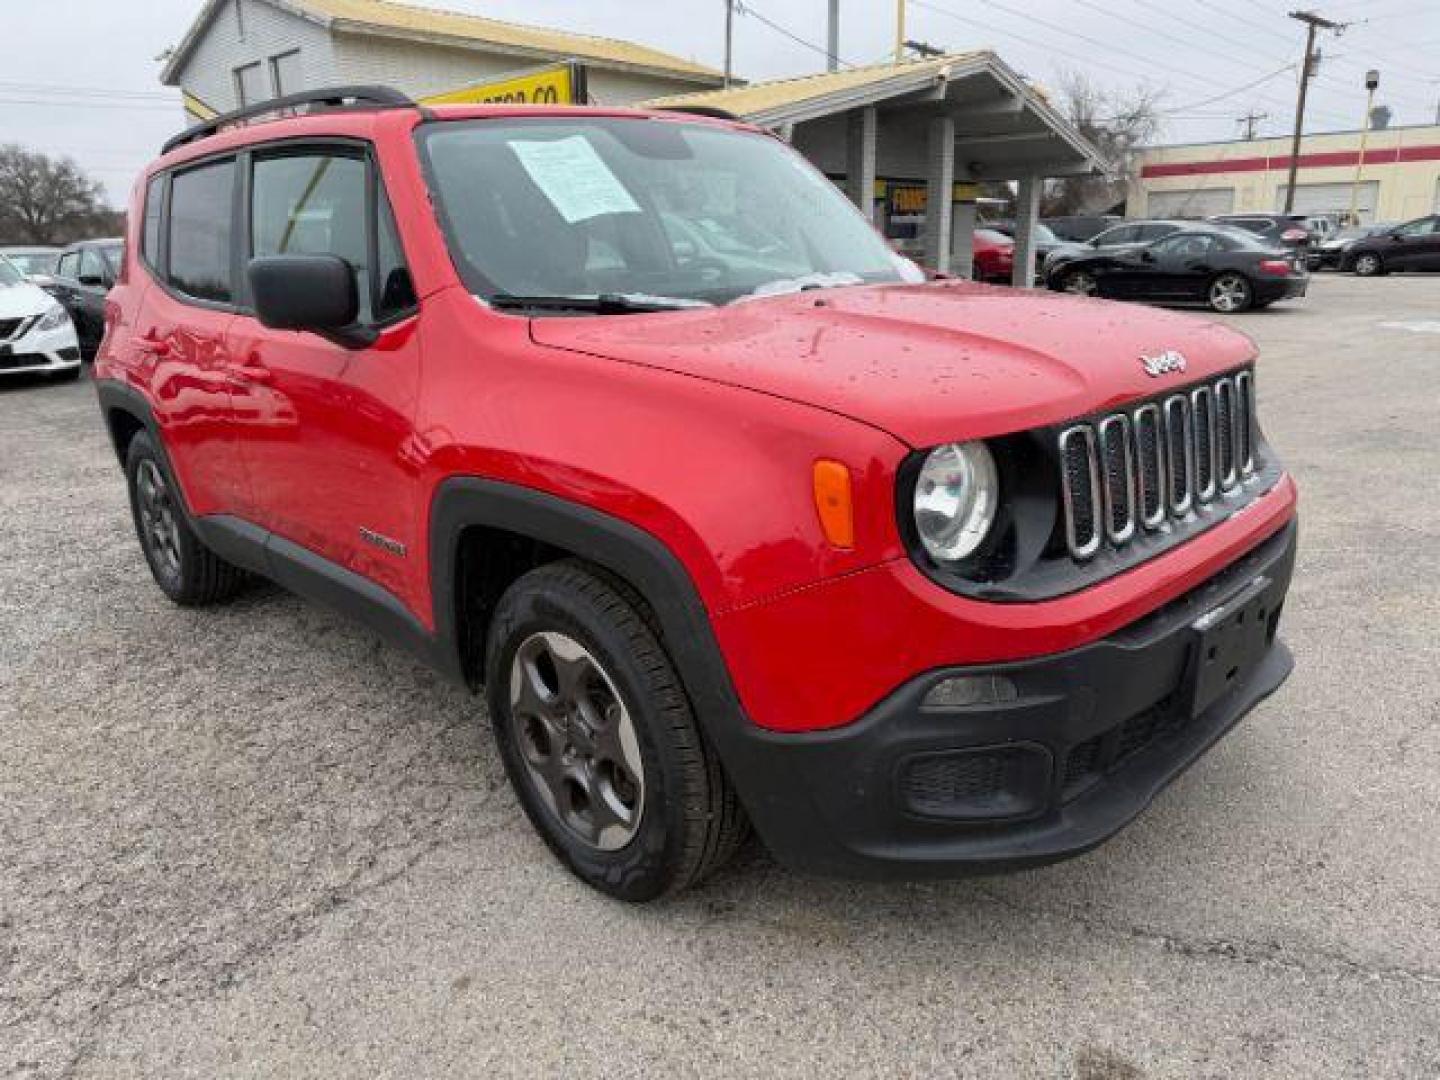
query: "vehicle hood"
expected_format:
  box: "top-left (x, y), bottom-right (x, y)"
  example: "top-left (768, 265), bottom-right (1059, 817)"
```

top-left (0, 280), bottom-right (57, 319)
top-left (529, 281), bottom-right (1257, 447)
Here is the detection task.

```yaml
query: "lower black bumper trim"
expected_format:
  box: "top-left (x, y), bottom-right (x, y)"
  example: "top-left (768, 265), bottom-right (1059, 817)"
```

top-left (723, 519), bottom-right (1297, 880)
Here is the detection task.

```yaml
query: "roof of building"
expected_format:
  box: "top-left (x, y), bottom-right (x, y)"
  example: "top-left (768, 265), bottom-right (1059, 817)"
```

top-left (162, 0), bottom-right (725, 87)
top-left (647, 52), bottom-right (1106, 179)
top-left (647, 55), bottom-right (974, 122)
top-left (647, 54), bottom-right (981, 126)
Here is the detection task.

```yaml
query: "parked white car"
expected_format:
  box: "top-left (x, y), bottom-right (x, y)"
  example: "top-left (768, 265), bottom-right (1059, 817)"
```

top-left (0, 255), bottom-right (81, 380)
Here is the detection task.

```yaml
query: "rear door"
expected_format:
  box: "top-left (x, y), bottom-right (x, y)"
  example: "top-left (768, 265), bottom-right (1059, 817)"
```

top-left (1392, 216), bottom-right (1440, 269)
top-left (226, 142), bottom-right (426, 615)
top-left (130, 157), bottom-right (249, 518)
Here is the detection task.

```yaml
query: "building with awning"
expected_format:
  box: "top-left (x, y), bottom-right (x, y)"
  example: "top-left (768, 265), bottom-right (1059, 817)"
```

top-left (647, 53), bottom-right (1107, 285)
top-left (161, 0), bottom-right (725, 122)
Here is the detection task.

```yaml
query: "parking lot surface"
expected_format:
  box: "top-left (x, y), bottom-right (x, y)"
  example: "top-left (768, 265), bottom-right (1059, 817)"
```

top-left (3, 274), bottom-right (1439, 1078)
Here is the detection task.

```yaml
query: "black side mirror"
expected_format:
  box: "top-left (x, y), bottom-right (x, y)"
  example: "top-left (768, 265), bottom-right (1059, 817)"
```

top-left (1140, 249), bottom-right (1156, 262)
top-left (247, 254), bottom-right (375, 349)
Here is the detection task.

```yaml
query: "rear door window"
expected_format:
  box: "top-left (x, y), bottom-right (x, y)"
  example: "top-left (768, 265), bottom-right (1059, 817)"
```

top-left (168, 159), bottom-right (237, 303)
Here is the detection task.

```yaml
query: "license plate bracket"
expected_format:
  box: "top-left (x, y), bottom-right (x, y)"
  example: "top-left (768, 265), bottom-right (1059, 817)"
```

top-left (1185, 574), bottom-right (1274, 718)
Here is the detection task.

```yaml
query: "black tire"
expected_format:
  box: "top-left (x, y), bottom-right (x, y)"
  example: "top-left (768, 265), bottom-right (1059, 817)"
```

top-left (52, 366), bottom-right (82, 382)
top-left (1060, 268), bottom-right (1098, 296)
top-left (1206, 271), bottom-right (1254, 313)
top-left (125, 431), bottom-right (247, 606)
top-left (485, 559), bottom-right (749, 901)
top-left (1352, 252), bottom-right (1384, 277)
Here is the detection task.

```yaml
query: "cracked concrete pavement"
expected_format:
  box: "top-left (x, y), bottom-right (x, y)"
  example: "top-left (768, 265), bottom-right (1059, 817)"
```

top-left (2, 274), bottom-right (1438, 1077)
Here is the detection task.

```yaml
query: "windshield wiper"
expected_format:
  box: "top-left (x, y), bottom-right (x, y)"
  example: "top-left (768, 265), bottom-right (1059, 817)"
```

top-left (738, 272), bottom-right (865, 302)
top-left (488, 292), bottom-right (711, 314)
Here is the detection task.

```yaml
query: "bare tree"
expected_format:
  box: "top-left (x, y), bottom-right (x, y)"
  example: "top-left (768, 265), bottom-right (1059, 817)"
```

top-left (0, 145), bottom-right (112, 245)
top-left (1044, 72), bottom-right (1163, 216)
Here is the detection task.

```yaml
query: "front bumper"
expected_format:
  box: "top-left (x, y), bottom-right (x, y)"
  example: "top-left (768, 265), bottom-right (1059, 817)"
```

top-left (0, 320), bottom-right (81, 376)
top-left (725, 520), bottom-right (1297, 879)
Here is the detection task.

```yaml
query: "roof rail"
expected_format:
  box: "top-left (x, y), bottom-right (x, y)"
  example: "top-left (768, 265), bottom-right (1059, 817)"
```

top-left (162, 85), bottom-right (416, 155)
top-left (650, 105), bottom-right (742, 122)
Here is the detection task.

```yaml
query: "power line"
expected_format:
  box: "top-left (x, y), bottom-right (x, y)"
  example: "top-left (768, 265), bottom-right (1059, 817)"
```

top-left (733, 1), bottom-right (856, 68)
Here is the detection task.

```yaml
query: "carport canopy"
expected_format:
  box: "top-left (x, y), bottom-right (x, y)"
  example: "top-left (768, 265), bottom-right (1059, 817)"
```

top-left (647, 53), bottom-right (1107, 285)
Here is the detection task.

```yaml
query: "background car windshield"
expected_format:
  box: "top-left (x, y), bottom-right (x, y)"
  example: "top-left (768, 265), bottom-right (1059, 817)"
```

top-left (420, 118), bottom-right (905, 305)
top-left (0, 257), bottom-right (23, 287)
top-left (6, 252), bottom-right (55, 275)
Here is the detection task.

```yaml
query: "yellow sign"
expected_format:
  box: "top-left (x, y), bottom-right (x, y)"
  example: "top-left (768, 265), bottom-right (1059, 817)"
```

top-left (422, 62), bottom-right (587, 107)
top-left (887, 182), bottom-right (983, 214)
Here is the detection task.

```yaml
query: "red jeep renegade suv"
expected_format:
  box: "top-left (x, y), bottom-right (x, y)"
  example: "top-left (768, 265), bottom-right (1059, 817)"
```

top-left (95, 88), bottom-right (1298, 900)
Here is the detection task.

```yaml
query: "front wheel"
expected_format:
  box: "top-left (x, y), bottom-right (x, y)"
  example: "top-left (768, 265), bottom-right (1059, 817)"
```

top-left (485, 561), bottom-right (748, 901)
top-left (1061, 269), bottom-right (1099, 296)
top-left (1352, 252), bottom-right (1384, 277)
top-left (1207, 272), bottom-right (1253, 313)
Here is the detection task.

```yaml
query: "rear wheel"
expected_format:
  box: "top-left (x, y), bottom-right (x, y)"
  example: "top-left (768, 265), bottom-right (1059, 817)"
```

top-left (485, 560), bottom-right (748, 901)
top-left (1352, 252), bottom-right (1384, 277)
top-left (125, 432), bottom-right (247, 605)
top-left (1207, 272), bottom-right (1253, 313)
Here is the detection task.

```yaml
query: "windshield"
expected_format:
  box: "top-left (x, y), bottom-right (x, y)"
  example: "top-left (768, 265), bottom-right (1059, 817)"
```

top-left (0, 257), bottom-right (22, 287)
top-left (418, 117), bottom-right (909, 308)
top-left (5, 251), bottom-right (56, 275)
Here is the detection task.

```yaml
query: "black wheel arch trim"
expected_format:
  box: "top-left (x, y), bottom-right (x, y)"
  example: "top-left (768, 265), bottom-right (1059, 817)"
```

top-left (88, 392), bottom-right (799, 861)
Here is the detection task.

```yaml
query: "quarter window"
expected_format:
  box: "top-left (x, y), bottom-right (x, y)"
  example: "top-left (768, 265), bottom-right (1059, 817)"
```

top-left (78, 247), bottom-right (110, 285)
top-left (168, 159), bottom-right (236, 303)
top-left (142, 179), bottom-right (164, 267)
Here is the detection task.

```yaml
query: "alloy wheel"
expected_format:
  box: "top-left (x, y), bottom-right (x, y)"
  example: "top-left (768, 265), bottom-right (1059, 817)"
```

top-left (136, 459), bottom-right (182, 579)
top-left (1354, 254), bottom-right (1381, 276)
top-left (1209, 274), bottom-right (1250, 312)
top-left (508, 631), bottom-right (646, 851)
top-left (1063, 271), bottom-right (1097, 296)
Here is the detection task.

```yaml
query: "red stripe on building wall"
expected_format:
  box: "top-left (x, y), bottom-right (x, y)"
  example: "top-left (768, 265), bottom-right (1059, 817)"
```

top-left (1141, 144), bottom-right (1440, 178)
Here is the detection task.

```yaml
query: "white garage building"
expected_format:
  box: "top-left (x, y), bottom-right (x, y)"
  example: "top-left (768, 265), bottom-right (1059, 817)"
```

top-left (1131, 123), bottom-right (1440, 224)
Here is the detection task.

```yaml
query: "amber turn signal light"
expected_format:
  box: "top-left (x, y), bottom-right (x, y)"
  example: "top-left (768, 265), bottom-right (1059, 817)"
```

top-left (812, 460), bottom-right (855, 549)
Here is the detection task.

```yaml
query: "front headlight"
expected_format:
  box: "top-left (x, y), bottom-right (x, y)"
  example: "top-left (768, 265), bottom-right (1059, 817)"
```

top-left (913, 441), bottom-right (999, 562)
top-left (36, 303), bottom-right (70, 332)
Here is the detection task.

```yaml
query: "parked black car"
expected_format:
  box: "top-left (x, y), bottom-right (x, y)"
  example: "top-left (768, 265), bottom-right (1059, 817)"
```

top-left (1046, 226), bottom-right (1308, 313)
top-left (1043, 219), bottom-right (1190, 277)
top-left (46, 238), bottom-right (123, 355)
top-left (1342, 215), bottom-right (1440, 275)
top-left (1207, 213), bottom-right (1312, 253)
top-left (1041, 214), bottom-right (1121, 242)
top-left (1310, 222), bottom-right (1396, 270)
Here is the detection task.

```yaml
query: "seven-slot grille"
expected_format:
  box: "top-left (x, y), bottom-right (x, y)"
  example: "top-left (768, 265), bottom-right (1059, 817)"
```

top-left (1058, 370), bottom-right (1255, 559)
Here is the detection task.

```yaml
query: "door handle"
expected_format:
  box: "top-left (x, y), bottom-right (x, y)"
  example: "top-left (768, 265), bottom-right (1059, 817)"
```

top-left (232, 354), bottom-right (274, 385)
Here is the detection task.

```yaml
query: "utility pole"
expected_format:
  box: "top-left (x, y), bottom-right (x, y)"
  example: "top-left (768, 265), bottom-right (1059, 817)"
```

top-left (1284, 10), bottom-right (1345, 212)
top-left (1347, 69), bottom-right (1380, 226)
top-left (827, 0), bottom-right (840, 72)
top-left (1237, 110), bottom-right (1268, 140)
top-left (723, 0), bottom-right (734, 89)
top-left (894, 0), bottom-right (906, 64)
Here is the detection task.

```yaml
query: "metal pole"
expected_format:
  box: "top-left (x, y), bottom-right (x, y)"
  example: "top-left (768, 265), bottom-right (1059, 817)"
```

top-left (724, 0), bottom-right (734, 89)
top-left (827, 0), bottom-right (840, 72)
top-left (1284, 11), bottom-right (1343, 214)
top-left (895, 0), bottom-right (905, 64)
top-left (1347, 75), bottom-right (1378, 226)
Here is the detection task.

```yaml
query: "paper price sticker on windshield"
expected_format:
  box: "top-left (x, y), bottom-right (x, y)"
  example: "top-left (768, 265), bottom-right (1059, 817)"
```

top-left (510, 137), bottom-right (640, 224)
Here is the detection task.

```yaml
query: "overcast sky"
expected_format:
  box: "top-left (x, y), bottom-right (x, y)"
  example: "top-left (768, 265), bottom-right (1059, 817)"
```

top-left (3, 0), bottom-right (1437, 206)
